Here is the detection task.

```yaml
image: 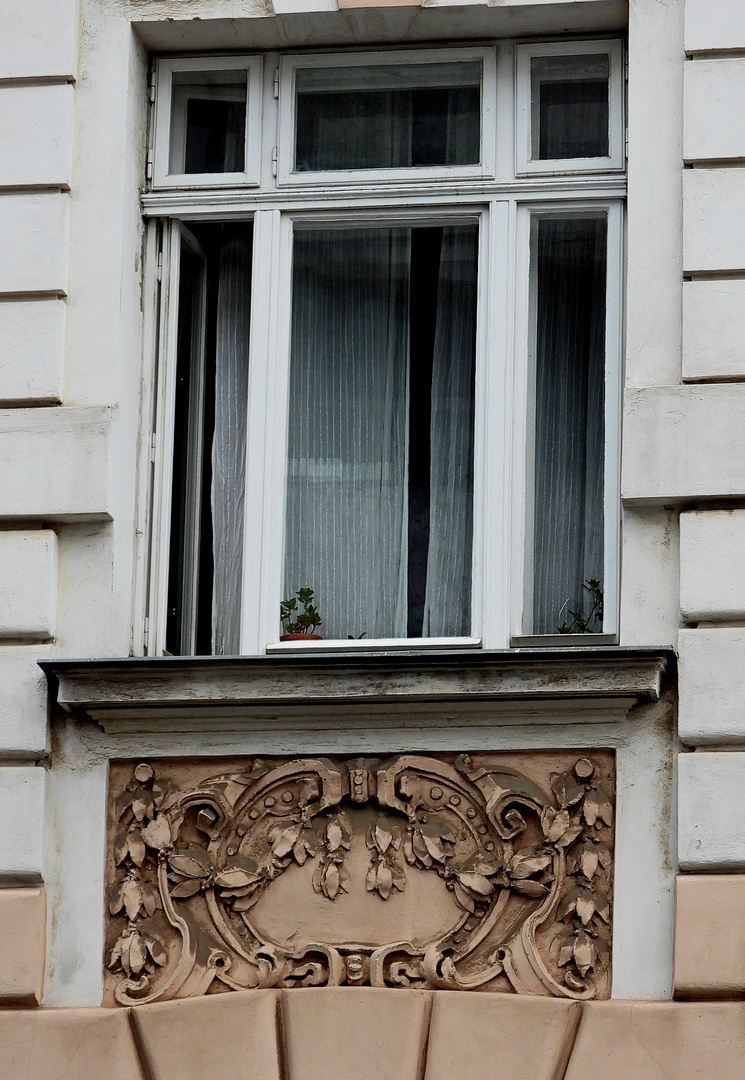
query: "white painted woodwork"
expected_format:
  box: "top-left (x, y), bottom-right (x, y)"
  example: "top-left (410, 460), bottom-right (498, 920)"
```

top-left (0, 195), bottom-right (69, 295)
top-left (684, 169), bottom-right (745, 275)
top-left (618, 507), bottom-right (679, 648)
top-left (0, 0), bottom-right (77, 80)
top-left (682, 279), bottom-right (745, 381)
top-left (514, 39), bottom-right (625, 177)
top-left (0, 766), bottom-right (46, 882)
top-left (0, 299), bottom-right (65, 404)
top-left (623, 385), bottom-right (745, 501)
top-left (678, 752), bottom-right (745, 870)
top-left (685, 0), bottom-right (745, 54)
top-left (679, 629), bottom-right (745, 745)
top-left (0, 647), bottom-right (51, 758)
top-left (0, 407), bottom-right (110, 520)
top-left (0, 531), bottom-right (57, 641)
top-left (680, 510), bottom-right (745, 622)
top-left (684, 59), bottom-right (745, 163)
top-left (0, 85), bottom-right (74, 188)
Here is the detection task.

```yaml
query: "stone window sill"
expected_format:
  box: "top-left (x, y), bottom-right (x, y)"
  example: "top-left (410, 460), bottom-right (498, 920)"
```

top-left (40, 647), bottom-right (673, 734)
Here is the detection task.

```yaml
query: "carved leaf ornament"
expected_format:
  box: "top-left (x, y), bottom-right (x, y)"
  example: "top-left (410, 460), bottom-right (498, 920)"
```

top-left (105, 753), bottom-right (614, 1004)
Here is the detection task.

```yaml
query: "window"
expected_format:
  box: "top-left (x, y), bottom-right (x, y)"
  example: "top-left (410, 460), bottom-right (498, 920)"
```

top-left (144, 42), bottom-right (625, 656)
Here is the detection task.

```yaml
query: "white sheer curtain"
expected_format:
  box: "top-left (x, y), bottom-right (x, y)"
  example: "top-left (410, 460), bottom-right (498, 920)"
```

top-left (284, 229), bottom-right (410, 640)
top-left (211, 227), bottom-right (252, 653)
top-left (532, 216), bottom-right (606, 634)
top-left (423, 225), bottom-right (477, 636)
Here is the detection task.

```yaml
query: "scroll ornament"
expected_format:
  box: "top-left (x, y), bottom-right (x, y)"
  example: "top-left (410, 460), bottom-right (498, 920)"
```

top-left (106, 753), bottom-right (613, 1004)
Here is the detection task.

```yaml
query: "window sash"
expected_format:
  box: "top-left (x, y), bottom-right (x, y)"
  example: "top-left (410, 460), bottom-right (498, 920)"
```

top-left (152, 55), bottom-right (263, 189)
top-left (277, 48), bottom-right (497, 187)
top-left (515, 40), bottom-right (626, 177)
top-left (510, 201), bottom-right (623, 642)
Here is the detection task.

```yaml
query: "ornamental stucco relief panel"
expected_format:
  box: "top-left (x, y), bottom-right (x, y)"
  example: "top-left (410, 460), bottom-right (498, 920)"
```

top-left (104, 752), bottom-right (614, 1005)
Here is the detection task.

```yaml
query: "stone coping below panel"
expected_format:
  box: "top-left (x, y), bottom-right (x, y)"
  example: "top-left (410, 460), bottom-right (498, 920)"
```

top-left (40, 648), bottom-right (671, 733)
top-left (0, 992), bottom-right (743, 1080)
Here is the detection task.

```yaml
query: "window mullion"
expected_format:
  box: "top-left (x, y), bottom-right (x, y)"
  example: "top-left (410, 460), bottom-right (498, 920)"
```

top-left (240, 208), bottom-right (290, 654)
top-left (477, 199), bottom-right (513, 649)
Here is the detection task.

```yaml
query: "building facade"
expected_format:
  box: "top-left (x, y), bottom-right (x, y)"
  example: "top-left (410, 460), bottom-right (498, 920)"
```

top-left (0, 0), bottom-right (744, 1076)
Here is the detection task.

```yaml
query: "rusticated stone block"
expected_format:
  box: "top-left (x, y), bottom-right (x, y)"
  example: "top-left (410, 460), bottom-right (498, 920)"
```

top-left (282, 987), bottom-right (431, 1080)
top-left (104, 753), bottom-right (615, 1005)
top-left (0, 886), bottom-right (45, 1004)
top-left (424, 992), bottom-right (582, 1080)
top-left (564, 1000), bottom-right (745, 1080)
top-left (132, 990), bottom-right (280, 1080)
top-left (0, 1008), bottom-right (143, 1080)
top-left (675, 876), bottom-right (745, 997)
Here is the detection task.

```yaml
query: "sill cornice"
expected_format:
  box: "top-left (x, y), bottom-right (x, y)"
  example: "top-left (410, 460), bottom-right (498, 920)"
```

top-left (39, 648), bottom-right (673, 734)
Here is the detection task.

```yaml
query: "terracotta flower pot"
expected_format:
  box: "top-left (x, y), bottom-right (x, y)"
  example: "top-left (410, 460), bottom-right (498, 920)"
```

top-left (280, 633), bottom-right (323, 641)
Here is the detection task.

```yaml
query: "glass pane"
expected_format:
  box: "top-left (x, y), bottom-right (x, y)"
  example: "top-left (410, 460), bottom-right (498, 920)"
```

top-left (531, 216), bottom-right (607, 635)
top-left (284, 224), bottom-right (478, 641)
top-left (166, 222), bottom-right (253, 656)
top-left (169, 70), bottom-right (247, 175)
top-left (531, 54), bottom-right (609, 160)
top-left (294, 62), bottom-right (481, 172)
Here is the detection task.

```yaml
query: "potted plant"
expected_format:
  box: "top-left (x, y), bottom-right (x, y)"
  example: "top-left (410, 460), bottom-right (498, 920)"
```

top-left (280, 587), bottom-right (323, 641)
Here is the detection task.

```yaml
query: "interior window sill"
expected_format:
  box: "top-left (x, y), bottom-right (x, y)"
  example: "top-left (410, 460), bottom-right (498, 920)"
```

top-left (266, 637), bottom-right (482, 654)
top-left (510, 633), bottom-right (618, 649)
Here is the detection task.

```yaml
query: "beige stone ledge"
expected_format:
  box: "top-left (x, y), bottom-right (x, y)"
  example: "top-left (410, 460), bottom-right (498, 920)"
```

top-left (675, 876), bottom-right (745, 999)
top-left (565, 1000), bottom-right (745, 1080)
top-left (42, 648), bottom-right (670, 733)
top-left (0, 886), bottom-right (45, 1005)
top-left (283, 987), bottom-right (431, 1080)
top-left (1, 993), bottom-right (745, 1080)
top-left (132, 990), bottom-right (281, 1080)
top-left (424, 992), bottom-right (581, 1080)
top-left (0, 1007), bottom-right (143, 1080)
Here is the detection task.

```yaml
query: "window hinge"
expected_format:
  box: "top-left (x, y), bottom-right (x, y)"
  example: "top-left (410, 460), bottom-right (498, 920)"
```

top-left (149, 70), bottom-right (157, 104)
top-left (147, 149), bottom-right (154, 181)
top-left (273, 67), bottom-right (280, 99)
top-left (143, 616), bottom-right (150, 650)
top-left (271, 145), bottom-right (278, 177)
top-left (156, 249), bottom-right (163, 281)
top-left (150, 432), bottom-right (157, 462)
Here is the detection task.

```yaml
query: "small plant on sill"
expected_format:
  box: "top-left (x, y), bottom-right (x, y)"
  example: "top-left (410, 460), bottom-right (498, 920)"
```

top-left (280, 587), bottom-right (323, 641)
top-left (558, 579), bottom-right (604, 635)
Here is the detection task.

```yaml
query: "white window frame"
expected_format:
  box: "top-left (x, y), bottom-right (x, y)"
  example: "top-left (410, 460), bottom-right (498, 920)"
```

top-left (152, 55), bottom-right (263, 189)
top-left (515, 39), bottom-right (625, 177)
top-left (510, 199), bottom-right (624, 643)
top-left (276, 47), bottom-right (497, 188)
top-left (149, 221), bottom-right (212, 654)
top-left (142, 41), bottom-right (626, 658)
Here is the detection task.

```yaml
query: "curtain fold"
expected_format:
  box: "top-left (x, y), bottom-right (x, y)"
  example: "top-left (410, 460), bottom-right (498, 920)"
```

top-left (531, 216), bottom-right (607, 634)
top-left (211, 228), bottom-right (252, 653)
top-left (423, 225), bottom-right (477, 637)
